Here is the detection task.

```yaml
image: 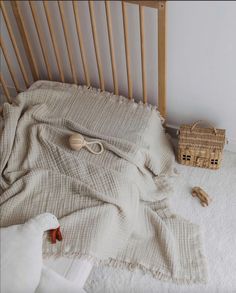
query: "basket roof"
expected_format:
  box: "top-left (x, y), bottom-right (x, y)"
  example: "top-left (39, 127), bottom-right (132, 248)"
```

top-left (179, 125), bottom-right (225, 150)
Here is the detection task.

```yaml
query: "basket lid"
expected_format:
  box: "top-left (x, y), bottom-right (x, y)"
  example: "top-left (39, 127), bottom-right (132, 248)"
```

top-left (179, 124), bottom-right (226, 150)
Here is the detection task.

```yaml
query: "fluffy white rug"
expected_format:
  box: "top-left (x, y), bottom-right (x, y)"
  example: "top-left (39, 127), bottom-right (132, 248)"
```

top-left (84, 151), bottom-right (236, 293)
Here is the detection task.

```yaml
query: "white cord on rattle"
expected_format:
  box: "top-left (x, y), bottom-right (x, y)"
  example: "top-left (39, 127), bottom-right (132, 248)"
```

top-left (69, 133), bottom-right (104, 155)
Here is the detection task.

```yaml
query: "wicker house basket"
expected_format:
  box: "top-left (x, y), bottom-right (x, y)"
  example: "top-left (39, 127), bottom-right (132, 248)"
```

top-left (177, 120), bottom-right (226, 169)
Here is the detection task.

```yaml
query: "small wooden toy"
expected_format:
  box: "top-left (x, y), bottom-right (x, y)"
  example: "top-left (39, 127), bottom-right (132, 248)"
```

top-left (191, 186), bottom-right (212, 207)
top-left (69, 133), bottom-right (104, 155)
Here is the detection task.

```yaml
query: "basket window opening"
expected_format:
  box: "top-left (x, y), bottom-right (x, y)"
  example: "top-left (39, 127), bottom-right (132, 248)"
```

top-left (183, 154), bottom-right (191, 161)
top-left (211, 159), bottom-right (218, 165)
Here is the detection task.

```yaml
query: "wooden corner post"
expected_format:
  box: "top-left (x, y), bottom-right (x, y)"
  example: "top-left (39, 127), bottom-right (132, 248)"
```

top-left (158, 1), bottom-right (166, 119)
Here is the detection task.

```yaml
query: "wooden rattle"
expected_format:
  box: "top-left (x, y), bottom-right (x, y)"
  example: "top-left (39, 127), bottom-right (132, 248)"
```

top-left (69, 133), bottom-right (104, 155)
top-left (191, 186), bottom-right (212, 207)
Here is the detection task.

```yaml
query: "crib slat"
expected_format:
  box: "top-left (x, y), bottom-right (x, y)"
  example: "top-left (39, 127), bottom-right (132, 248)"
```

top-left (0, 74), bottom-right (12, 103)
top-left (43, 1), bottom-right (65, 83)
top-left (73, 1), bottom-right (90, 86)
top-left (58, 1), bottom-right (77, 84)
top-left (158, 2), bottom-right (166, 118)
top-left (1, 1), bottom-right (29, 88)
top-left (11, 1), bottom-right (39, 81)
top-left (88, 0), bottom-right (105, 91)
top-left (139, 5), bottom-right (147, 103)
top-left (105, 1), bottom-right (118, 95)
top-left (0, 37), bottom-right (20, 93)
top-left (124, 1), bottom-right (160, 9)
top-left (29, 1), bottom-right (52, 80)
top-left (122, 1), bottom-right (132, 99)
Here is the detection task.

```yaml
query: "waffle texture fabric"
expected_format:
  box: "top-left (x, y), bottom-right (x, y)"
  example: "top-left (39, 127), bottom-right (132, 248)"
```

top-left (0, 81), bottom-right (207, 284)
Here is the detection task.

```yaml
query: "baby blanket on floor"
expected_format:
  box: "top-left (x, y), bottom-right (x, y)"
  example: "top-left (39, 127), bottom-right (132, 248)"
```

top-left (0, 81), bottom-right (207, 284)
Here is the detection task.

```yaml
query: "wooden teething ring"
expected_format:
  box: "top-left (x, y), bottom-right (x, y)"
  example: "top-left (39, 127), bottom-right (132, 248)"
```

top-left (69, 133), bottom-right (104, 155)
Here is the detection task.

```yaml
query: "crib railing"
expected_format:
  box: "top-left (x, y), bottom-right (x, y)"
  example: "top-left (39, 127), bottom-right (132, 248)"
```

top-left (0, 0), bottom-right (166, 118)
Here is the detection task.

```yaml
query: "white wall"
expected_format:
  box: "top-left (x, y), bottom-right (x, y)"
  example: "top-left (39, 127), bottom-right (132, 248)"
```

top-left (1, 1), bottom-right (236, 149)
top-left (167, 1), bottom-right (236, 149)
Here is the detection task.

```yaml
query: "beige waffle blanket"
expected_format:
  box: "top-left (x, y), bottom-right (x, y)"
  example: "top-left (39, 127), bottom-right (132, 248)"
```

top-left (0, 81), bottom-right (207, 284)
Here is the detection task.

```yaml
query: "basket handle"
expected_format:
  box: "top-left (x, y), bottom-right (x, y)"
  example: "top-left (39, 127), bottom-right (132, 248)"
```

top-left (190, 120), bottom-right (217, 135)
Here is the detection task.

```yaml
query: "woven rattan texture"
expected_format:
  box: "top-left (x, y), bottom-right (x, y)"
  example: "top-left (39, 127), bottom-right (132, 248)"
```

top-left (178, 122), bottom-right (226, 170)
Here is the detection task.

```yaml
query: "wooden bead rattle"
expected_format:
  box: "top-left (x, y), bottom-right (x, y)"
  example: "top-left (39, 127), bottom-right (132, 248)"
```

top-left (69, 133), bottom-right (104, 155)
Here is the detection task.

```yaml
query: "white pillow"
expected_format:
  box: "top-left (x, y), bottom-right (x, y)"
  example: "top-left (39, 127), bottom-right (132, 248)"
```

top-left (28, 81), bottom-right (175, 177)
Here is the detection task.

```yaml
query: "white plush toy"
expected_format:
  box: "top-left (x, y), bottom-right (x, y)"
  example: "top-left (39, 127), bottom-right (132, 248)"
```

top-left (36, 266), bottom-right (85, 293)
top-left (0, 213), bottom-right (61, 293)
